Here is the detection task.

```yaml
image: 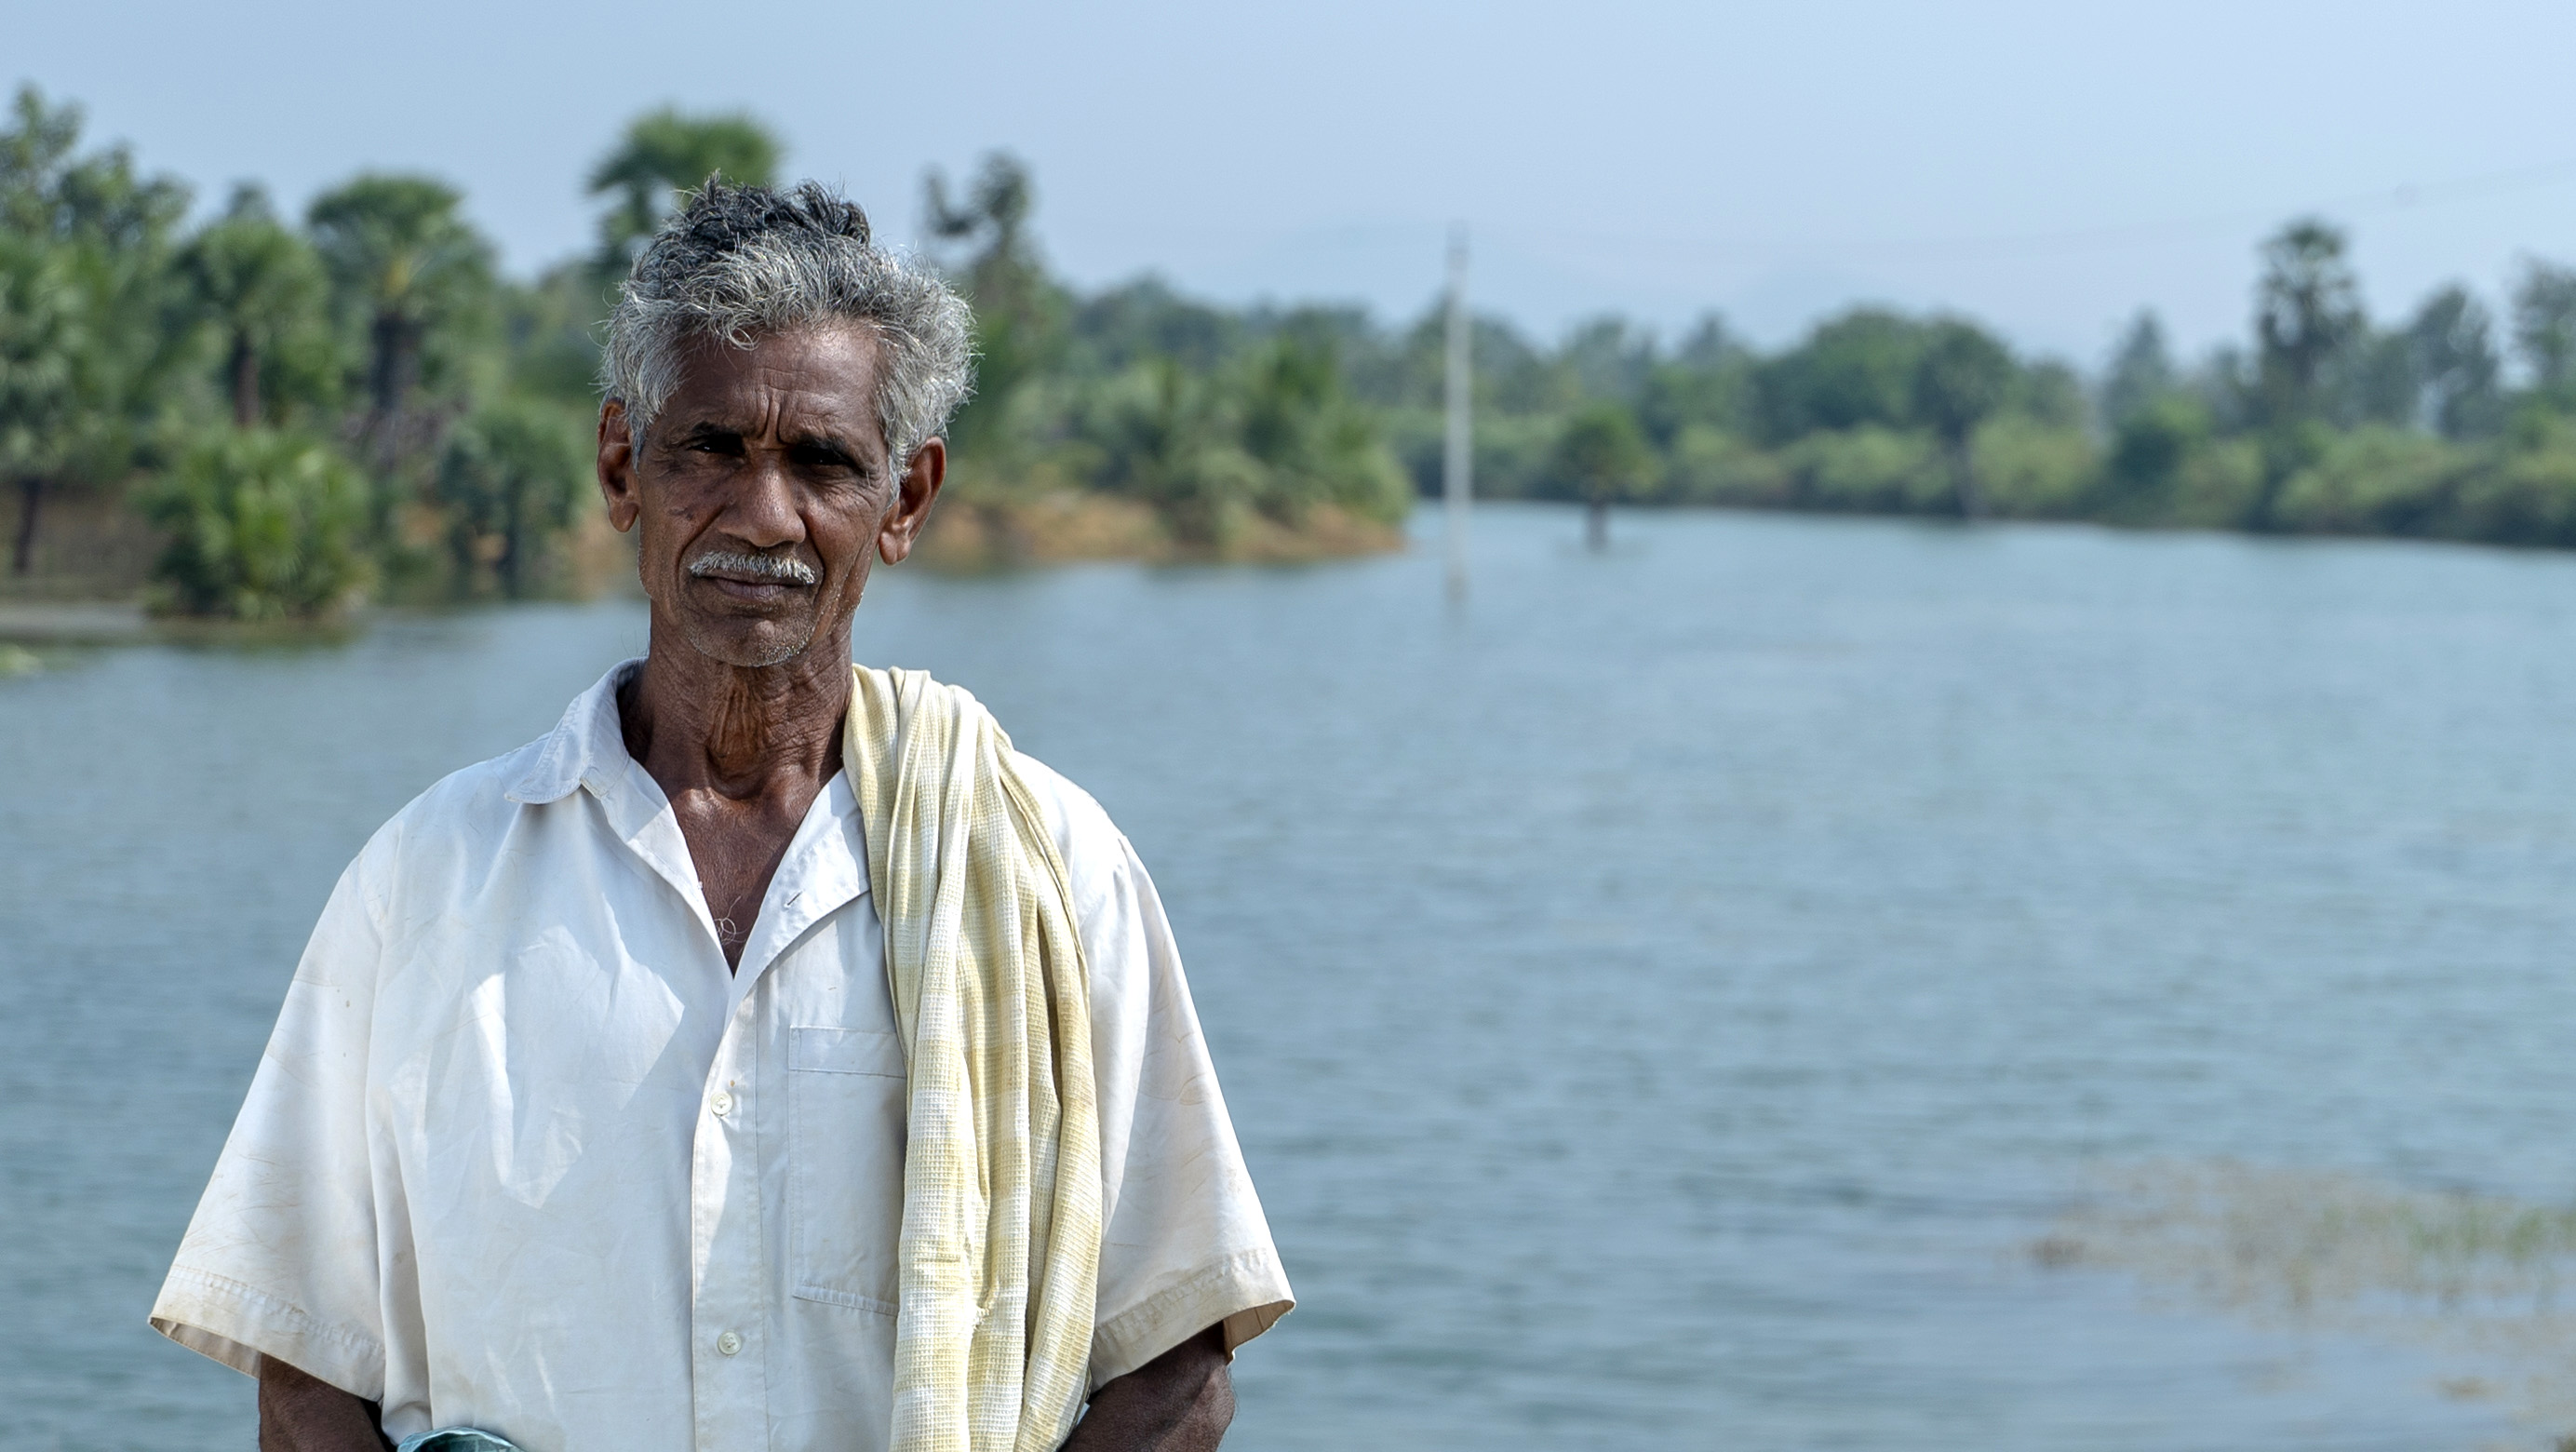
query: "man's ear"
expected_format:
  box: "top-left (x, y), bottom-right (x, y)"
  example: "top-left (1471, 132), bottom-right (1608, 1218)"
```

top-left (877, 437), bottom-right (946, 565)
top-left (597, 400), bottom-right (641, 533)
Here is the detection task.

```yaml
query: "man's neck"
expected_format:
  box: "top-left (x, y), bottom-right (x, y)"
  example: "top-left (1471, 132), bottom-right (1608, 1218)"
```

top-left (619, 630), bottom-right (852, 803)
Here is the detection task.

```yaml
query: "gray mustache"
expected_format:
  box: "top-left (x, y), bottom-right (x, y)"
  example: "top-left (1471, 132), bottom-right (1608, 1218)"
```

top-left (688, 550), bottom-right (819, 585)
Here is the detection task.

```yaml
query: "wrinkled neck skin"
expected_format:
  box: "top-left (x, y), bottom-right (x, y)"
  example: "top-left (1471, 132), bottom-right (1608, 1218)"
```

top-left (620, 612), bottom-right (854, 807)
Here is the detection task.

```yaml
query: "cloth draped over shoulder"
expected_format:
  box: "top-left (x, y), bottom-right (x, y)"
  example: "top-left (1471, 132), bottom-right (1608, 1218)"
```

top-left (843, 665), bottom-right (1105, 1452)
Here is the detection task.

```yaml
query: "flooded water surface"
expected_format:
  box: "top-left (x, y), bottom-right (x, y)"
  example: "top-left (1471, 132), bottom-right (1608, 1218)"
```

top-left (11, 504), bottom-right (2576, 1449)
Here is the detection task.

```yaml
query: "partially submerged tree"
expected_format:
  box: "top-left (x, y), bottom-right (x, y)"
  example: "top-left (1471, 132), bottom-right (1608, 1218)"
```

top-left (1553, 402), bottom-right (1654, 549)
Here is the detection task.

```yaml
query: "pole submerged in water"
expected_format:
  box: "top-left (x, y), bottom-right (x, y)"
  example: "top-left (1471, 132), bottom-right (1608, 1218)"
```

top-left (1442, 227), bottom-right (1472, 601)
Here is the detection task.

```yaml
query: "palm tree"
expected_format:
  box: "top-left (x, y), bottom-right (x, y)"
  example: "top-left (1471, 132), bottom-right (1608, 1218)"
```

top-left (923, 153), bottom-right (1066, 455)
top-left (305, 173), bottom-right (493, 448)
top-left (1912, 320), bottom-right (2013, 519)
top-left (587, 109), bottom-right (781, 271)
top-left (0, 232), bottom-right (83, 572)
top-left (2, 85), bottom-right (192, 573)
top-left (2255, 218), bottom-right (2362, 427)
top-left (179, 184), bottom-right (326, 426)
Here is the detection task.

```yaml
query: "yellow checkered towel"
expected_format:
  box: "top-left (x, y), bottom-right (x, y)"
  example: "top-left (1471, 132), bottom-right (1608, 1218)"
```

top-left (844, 666), bottom-right (1105, 1452)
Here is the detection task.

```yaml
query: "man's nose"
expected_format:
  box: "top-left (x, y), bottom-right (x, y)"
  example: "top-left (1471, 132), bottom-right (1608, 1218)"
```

top-left (725, 450), bottom-right (807, 549)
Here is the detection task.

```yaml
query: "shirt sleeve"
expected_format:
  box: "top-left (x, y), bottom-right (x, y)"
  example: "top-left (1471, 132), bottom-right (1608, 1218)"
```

top-left (149, 824), bottom-right (397, 1401)
top-left (1078, 828), bottom-right (1295, 1389)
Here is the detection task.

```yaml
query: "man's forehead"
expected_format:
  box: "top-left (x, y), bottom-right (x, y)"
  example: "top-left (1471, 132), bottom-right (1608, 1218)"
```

top-left (666, 325), bottom-right (881, 421)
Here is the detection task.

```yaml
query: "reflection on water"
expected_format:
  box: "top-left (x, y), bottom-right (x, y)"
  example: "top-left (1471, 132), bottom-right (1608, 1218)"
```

top-left (2045, 1162), bottom-right (2576, 1434)
top-left (11, 504), bottom-right (2576, 1449)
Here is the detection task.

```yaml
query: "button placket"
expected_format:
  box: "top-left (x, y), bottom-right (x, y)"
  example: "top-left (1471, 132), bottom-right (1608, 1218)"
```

top-left (690, 998), bottom-right (771, 1447)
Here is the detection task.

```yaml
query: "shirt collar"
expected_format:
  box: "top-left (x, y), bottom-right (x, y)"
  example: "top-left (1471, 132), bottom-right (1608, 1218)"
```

top-left (505, 658), bottom-right (644, 806)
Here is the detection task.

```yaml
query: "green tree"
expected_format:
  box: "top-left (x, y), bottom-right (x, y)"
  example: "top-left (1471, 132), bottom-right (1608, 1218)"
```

top-left (1085, 358), bottom-right (1258, 547)
top-left (0, 232), bottom-right (82, 572)
top-left (140, 429), bottom-right (370, 619)
top-left (2249, 218), bottom-right (2363, 528)
top-left (1911, 318), bottom-right (2014, 518)
top-left (926, 153), bottom-right (1067, 462)
top-left (1238, 336), bottom-right (1408, 525)
top-left (1639, 314), bottom-right (1753, 446)
top-left (2407, 285), bottom-right (2502, 439)
top-left (1557, 315), bottom-right (1656, 403)
top-left (0, 85), bottom-right (193, 573)
top-left (2100, 311), bottom-right (2175, 428)
top-left (2255, 218), bottom-right (2362, 427)
top-left (306, 173), bottom-right (495, 447)
top-left (1755, 308), bottom-right (1928, 441)
top-left (1552, 401), bottom-right (1654, 549)
top-left (2512, 260), bottom-right (2576, 398)
top-left (588, 108), bottom-right (781, 273)
top-left (2101, 395), bottom-right (2210, 522)
top-left (178, 184), bottom-right (329, 426)
top-left (433, 400), bottom-right (592, 598)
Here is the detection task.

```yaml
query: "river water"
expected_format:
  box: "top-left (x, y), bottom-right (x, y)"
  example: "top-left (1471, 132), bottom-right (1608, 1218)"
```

top-left (10, 504), bottom-right (2576, 1450)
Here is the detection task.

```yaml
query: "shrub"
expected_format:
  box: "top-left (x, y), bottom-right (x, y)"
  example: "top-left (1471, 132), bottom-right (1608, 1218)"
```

top-left (1973, 417), bottom-right (2094, 518)
top-left (2273, 425), bottom-right (2462, 536)
top-left (2454, 417), bottom-right (2576, 546)
top-left (2098, 396), bottom-right (2213, 524)
top-left (1663, 424), bottom-right (1791, 506)
top-left (1785, 426), bottom-right (1944, 513)
top-left (141, 428), bottom-right (370, 619)
top-left (435, 398), bottom-right (592, 598)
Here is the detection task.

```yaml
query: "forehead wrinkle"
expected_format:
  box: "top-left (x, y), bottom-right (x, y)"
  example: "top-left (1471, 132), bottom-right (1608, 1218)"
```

top-left (669, 328), bottom-right (882, 453)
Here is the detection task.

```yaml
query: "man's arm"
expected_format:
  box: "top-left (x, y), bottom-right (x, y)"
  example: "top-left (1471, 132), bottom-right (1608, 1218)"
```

top-left (258, 1357), bottom-right (393, 1452)
top-left (1063, 1324), bottom-right (1233, 1452)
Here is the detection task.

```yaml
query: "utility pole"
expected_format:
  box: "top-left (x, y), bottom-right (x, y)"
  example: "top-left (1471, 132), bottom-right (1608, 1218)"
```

top-left (1442, 226), bottom-right (1472, 600)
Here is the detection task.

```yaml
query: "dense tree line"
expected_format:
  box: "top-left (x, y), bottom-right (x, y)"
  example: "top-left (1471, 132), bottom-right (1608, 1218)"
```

top-left (12, 83), bottom-right (2576, 619)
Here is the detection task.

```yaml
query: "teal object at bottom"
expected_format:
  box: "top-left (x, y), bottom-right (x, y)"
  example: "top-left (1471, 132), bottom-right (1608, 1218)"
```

top-left (396, 1432), bottom-right (524, 1452)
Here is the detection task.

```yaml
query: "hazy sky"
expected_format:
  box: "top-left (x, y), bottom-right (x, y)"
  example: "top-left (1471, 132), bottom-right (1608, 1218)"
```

top-left (16, 0), bottom-right (2576, 369)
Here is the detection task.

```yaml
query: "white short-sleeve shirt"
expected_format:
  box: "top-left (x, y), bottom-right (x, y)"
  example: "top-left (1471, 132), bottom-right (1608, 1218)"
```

top-left (151, 662), bottom-right (1293, 1452)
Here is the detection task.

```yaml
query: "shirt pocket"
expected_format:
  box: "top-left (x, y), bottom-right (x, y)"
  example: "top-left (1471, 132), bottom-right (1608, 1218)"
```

top-left (787, 1025), bottom-right (908, 1315)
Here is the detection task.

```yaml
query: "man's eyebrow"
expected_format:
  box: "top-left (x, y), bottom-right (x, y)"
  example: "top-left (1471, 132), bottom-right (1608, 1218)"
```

top-left (785, 431), bottom-right (871, 469)
top-left (662, 420), bottom-right (742, 446)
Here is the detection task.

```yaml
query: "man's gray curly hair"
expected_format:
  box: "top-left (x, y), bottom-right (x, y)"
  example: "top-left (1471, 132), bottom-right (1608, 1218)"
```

top-left (600, 180), bottom-right (973, 467)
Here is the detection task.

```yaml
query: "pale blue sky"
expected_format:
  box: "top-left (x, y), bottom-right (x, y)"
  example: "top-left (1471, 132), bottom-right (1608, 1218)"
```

top-left (14, 0), bottom-right (2576, 369)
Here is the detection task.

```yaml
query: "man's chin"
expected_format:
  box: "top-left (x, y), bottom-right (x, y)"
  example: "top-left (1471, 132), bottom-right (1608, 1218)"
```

top-left (677, 613), bottom-right (825, 670)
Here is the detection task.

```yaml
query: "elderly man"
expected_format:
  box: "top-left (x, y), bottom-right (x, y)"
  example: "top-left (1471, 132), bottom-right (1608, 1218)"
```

top-left (150, 182), bottom-right (1292, 1452)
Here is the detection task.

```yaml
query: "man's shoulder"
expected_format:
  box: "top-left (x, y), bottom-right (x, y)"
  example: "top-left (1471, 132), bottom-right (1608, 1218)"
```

top-left (1006, 749), bottom-right (1135, 906)
top-left (367, 736), bottom-right (557, 866)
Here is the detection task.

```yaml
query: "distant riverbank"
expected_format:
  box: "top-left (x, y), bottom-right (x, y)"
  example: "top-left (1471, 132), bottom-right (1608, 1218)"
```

top-left (0, 485), bottom-right (1404, 620)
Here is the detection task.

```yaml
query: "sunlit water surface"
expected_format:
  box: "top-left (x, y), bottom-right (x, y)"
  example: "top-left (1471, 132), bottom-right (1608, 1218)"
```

top-left (10, 504), bottom-right (2576, 1450)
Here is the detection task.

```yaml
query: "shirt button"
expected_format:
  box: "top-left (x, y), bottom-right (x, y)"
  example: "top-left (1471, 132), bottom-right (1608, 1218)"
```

top-left (710, 1090), bottom-right (734, 1117)
top-left (717, 1330), bottom-right (744, 1356)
